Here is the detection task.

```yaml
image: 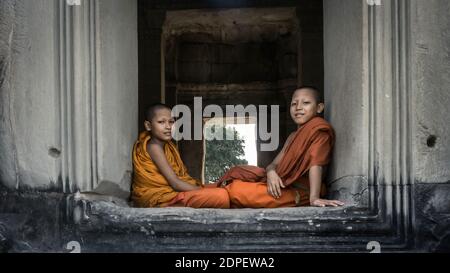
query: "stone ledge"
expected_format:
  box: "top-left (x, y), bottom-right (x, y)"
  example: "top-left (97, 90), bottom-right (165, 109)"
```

top-left (82, 200), bottom-right (369, 223)
top-left (0, 188), bottom-right (416, 252)
top-left (65, 194), bottom-right (406, 252)
top-left (70, 191), bottom-right (375, 228)
top-left (72, 201), bottom-right (413, 252)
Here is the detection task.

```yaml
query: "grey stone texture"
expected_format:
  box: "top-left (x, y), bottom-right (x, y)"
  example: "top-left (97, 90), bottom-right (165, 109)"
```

top-left (413, 183), bottom-right (450, 252)
top-left (0, 0), bottom-right (449, 252)
top-left (0, 183), bottom-right (447, 252)
top-left (0, 0), bottom-right (137, 192)
top-left (96, 0), bottom-right (138, 190)
top-left (0, 186), bottom-right (413, 252)
top-left (327, 176), bottom-right (369, 207)
top-left (0, 0), bottom-right (61, 191)
top-left (412, 0), bottom-right (450, 184)
top-left (324, 0), bottom-right (367, 188)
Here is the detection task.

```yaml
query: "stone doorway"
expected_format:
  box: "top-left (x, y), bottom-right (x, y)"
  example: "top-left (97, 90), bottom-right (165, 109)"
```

top-left (139, 3), bottom-right (325, 188)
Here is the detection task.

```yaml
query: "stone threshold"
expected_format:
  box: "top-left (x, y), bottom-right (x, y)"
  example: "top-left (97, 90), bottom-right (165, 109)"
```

top-left (71, 192), bottom-right (375, 228)
top-left (0, 189), bottom-right (412, 252)
top-left (65, 193), bottom-right (407, 252)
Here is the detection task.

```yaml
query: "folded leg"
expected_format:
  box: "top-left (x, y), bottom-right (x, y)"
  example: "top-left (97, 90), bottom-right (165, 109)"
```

top-left (168, 187), bottom-right (230, 208)
top-left (225, 180), bottom-right (309, 208)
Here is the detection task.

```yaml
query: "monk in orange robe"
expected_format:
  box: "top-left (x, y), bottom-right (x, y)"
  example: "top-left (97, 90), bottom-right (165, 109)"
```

top-left (131, 103), bottom-right (230, 208)
top-left (219, 86), bottom-right (345, 208)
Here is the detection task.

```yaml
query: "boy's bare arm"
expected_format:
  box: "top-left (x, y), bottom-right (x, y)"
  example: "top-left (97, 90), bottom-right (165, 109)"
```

top-left (147, 143), bottom-right (200, 192)
top-left (309, 165), bottom-right (344, 207)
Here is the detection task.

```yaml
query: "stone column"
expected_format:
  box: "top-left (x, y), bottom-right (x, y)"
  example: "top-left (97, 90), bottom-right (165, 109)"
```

top-left (60, 0), bottom-right (138, 192)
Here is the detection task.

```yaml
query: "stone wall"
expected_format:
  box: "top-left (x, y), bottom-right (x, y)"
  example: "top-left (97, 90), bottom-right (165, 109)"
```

top-left (412, 0), bottom-right (450, 252)
top-left (412, 0), bottom-right (450, 184)
top-left (1, 0), bottom-right (449, 253)
top-left (0, 0), bottom-right (60, 191)
top-left (176, 40), bottom-right (278, 84)
top-left (323, 0), bottom-right (368, 205)
top-left (96, 0), bottom-right (138, 192)
top-left (0, 0), bottom-right (138, 192)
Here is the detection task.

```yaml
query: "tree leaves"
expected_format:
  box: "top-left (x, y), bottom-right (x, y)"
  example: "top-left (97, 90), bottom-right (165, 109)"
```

top-left (205, 125), bottom-right (248, 182)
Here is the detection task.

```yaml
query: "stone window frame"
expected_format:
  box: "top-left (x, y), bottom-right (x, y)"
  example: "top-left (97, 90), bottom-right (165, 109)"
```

top-left (63, 1), bottom-right (415, 251)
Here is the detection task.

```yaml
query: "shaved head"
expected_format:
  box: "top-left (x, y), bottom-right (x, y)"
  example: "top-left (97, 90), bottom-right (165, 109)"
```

top-left (293, 86), bottom-right (322, 103)
top-left (145, 103), bottom-right (172, 122)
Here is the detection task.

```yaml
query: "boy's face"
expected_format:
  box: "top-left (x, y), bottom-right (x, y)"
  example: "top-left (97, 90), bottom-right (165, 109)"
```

top-left (290, 89), bottom-right (324, 127)
top-left (144, 108), bottom-right (174, 142)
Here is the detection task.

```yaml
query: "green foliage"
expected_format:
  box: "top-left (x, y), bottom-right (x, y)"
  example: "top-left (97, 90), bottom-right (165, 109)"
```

top-left (205, 125), bottom-right (248, 182)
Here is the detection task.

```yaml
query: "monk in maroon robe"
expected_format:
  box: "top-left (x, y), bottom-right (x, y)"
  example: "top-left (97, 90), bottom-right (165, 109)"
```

top-left (219, 87), bottom-right (344, 208)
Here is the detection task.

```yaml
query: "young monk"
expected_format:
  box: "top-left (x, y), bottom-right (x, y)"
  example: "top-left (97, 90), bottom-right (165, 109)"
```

top-left (131, 103), bottom-right (230, 208)
top-left (219, 86), bottom-right (344, 208)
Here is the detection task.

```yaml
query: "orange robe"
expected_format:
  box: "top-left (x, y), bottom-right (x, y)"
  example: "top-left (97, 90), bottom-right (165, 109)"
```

top-left (219, 117), bottom-right (335, 208)
top-left (132, 131), bottom-right (229, 208)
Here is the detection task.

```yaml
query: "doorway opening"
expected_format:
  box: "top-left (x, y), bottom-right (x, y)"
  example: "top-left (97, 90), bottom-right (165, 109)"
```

top-left (203, 116), bottom-right (258, 183)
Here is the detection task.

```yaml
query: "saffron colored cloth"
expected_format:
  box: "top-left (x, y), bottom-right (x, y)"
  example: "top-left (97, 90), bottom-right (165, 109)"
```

top-left (132, 131), bottom-right (229, 208)
top-left (219, 117), bottom-right (334, 207)
top-left (167, 185), bottom-right (230, 209)
top-left (131, 131), bottom-right (200, 207)
top-left (225, 180), bottom-right (310, 208)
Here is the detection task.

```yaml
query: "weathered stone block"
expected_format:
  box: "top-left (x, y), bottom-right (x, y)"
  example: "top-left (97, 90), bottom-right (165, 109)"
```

top-left (216, 44), bottom-right (239, 63)
top-left (211, 63), bottom-right (236, 83)
top-left (414, 183), bottom-right (450, 252)
top-left (327, 176), bottom-right (369, 207)
top-left (278, 53), bottom-right (298, 79)
top-left (178, 43), bottom-right (210, 62)
top-left (178, 61), bottom-right (211, 83)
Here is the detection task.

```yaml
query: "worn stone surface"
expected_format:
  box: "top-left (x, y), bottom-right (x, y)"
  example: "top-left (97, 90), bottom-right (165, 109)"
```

top-left (176, 42), bottom-right (278, 84)
top-left (0, 0), bottom-right (18, 190)
top-left (0, 183), bottom-right (449, 253)
top-left (0, 221), bottom-right (12, 252)
top-left (163, 8), bottom-right (298, 44)
top-left (0, 187), bottom-right (379, 252)
top-left (414, 183), bottom-right (450, 252)
top-left (0, 0), bottom-right (61, 190)
top-left (163, 8), bottom-right (298, 85)
top-left (0, 188), bottom-right (66, 253)
top-left (327, 176), bottom-right (369, 207)
top-left (96, 0), bottom-right (138, 191)
top-left (324, 0), bottom-right (367, 191)
top-left (412, 0), bottom-right (450, 183)
top-left (0, 0), bottom-right (138, 192)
